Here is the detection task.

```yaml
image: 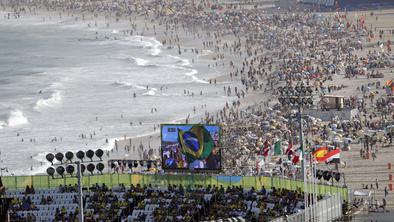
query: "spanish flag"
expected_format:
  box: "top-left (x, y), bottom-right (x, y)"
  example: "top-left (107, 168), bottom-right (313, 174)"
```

top-left (178, 125), bottom-right (215, 163)
top-left (313, 147), bottom-right (329, 163)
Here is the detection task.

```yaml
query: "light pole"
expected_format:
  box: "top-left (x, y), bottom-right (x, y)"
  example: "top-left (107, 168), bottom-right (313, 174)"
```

top-left (76, 161), bottom-right (83, 222)
top-left (45, 149), bottom-right (105, 222)
top-left (277, 81), bottom-right (315, 221)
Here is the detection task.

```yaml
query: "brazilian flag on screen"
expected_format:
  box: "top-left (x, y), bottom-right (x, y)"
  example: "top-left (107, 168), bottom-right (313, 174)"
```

top-left (178, 125), bottom-right (215, 163)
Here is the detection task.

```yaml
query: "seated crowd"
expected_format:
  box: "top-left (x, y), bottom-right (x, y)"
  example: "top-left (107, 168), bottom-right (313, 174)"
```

top-left (7, 185), bottom-right (80, 222)
top-left (4, 183), bottom-right (321, 222)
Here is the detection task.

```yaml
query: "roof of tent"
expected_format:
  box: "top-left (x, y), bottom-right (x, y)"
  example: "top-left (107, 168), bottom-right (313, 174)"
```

top-left (354, 190), bottom-right (371, 197)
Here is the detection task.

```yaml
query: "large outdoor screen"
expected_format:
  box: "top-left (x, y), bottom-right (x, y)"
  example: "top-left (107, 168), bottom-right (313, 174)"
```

top-left (161, 124), bottom-right (221, 170)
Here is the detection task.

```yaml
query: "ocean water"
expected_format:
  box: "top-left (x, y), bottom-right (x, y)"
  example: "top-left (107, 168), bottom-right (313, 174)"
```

top-left (0, 17), bottom-right (232, 175)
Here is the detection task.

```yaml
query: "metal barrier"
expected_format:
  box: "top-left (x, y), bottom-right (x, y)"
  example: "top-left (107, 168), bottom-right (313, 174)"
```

top-left (1, 174), bottom-right (349, 200)
top-left (284, 194), bottom-right (343, 222)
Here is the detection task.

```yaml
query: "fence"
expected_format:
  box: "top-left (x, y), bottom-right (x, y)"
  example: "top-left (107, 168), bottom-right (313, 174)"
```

top-left (1, 174), bottom-right (349, 200)
top-left (284, 194), bottom-right (342, 222)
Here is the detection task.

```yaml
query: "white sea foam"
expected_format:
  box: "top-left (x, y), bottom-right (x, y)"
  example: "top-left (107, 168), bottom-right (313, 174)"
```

top-left (165, 55), bottom-right (207, 83)
top-left (184, 69), bottom-right (208, 84)
top-left (112, 81), bottom-right (146, 90)
top-left (185, 69), bottom-right (198, 77)
top-left (112, 81), bottom-right (132, 87)
top-left (7, 110), bottom-right (29, 127)
top-left (133, 84), bottom-right (148, 90)
top-left (167, 55), bottom-right (191, 67)
top-left (147, 37), bottom-right (162, 56)
top-left (92, 35), bottom-right (162, 56)
top-left (131, 57), bottom-right (149, 66)
top-left (128, 36), bottom-right (162, 56)
top-left (142, 88), bottom-right (158, 96)
top-left (34, 91), bottom-right (62, 111)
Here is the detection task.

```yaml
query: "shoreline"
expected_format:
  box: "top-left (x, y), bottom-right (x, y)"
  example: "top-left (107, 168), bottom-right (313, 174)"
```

top-left (0, 6), bottom-right (264, 175)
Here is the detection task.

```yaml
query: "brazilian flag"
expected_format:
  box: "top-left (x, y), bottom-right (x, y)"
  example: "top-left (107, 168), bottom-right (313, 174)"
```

top-left (178, 125), bottom-right (215, 163)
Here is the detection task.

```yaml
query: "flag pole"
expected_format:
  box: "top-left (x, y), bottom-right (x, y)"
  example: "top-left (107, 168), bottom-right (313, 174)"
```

top-left (299, 106), bottom-right (308, 221)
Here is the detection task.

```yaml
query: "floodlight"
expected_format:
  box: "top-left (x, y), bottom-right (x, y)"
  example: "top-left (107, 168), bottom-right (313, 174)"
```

top-left (86, 150), bottom-right (94, 161)
top-left (55, 152), bottom-right (64, 163)
top-left (47, 167), bottom-right (55, 178)
top-left (46, 153), bottom-right (55, 165)
top-left (80, 164), bottom-right (86, 175)
top-left (96, 163), bottom-right (104, 174)
top-left (76, 151), bottom-right (85, 162)
top-left (56, 166), bottom-right (65, 177)
top-left (87, 163), bottom-right (95, 175)
top-left (95, 149), bottom-right (104, 161)
top-left (66, 165), bottom-right (75, 175)
top-left (65, 151), bottom-right (74, 162)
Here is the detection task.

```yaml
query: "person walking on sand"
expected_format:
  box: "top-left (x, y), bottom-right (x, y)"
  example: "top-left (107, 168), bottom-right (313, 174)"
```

top-left (385, 187), bottom-right (389, 198)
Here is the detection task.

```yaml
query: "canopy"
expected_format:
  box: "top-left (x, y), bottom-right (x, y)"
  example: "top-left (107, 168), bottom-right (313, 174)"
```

top-left (353, 190), bottom-right (371, 197)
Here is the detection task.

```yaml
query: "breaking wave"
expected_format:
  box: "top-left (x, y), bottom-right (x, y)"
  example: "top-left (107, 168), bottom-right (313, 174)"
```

top-left (34, 91), bottom-right (62, 111)
top-left (4, 109), bottom-right (29, 128)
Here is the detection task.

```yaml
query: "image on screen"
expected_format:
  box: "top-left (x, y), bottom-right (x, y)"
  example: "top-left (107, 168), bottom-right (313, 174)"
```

top-left (161, 124), bottom-right (221, 170)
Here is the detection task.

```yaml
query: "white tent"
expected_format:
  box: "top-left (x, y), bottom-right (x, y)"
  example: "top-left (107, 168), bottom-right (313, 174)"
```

top-left (353, 190), bottom-right (371, 197)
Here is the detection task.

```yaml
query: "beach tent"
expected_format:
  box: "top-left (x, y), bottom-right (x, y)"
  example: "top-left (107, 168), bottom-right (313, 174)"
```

top-left (353, 190), bottom-right (371, 197)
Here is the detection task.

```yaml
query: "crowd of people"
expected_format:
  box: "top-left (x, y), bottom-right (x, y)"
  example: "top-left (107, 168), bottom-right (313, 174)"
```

top-left (5, 183), bottom-right (322, 222)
